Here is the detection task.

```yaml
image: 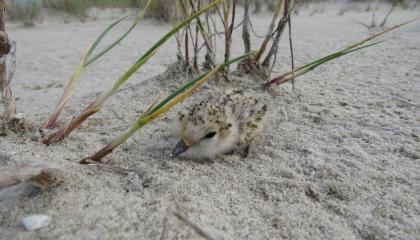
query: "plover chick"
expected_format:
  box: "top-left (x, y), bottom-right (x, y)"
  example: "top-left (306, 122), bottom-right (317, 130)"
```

top-left (171, 89), bottom-right (267, 159)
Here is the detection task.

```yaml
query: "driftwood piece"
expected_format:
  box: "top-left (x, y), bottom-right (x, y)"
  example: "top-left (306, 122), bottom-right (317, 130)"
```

top-left (0, 165), bottom-right (62, 190)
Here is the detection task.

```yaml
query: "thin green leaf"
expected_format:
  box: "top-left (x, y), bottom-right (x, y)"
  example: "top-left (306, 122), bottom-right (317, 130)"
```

top-left (85, 0), bottom-right (154, 66)
top-left (85, 15), bottom-right (130, 62)
top-left (147, 51), bottom-right (255, 116)
top-left (40, 6), bottom-right (149, 130)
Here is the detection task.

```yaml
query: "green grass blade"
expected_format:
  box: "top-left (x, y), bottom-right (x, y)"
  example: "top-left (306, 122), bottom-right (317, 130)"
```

top-left (40, 13), bottom-right (140, 130)
top-left (43, 0), bottom-right (222, 144)
top-left (100, 0), bottom-right (223, 97)
top-left (146, 51), bottom-right (256, 116)
top-left (133, 0), bottom-right (222, 67)
top-left (268, 41), bottom-right (383, 86)
top-left (344, 16), bottom-right (419, 52)
top-left (85, 15), bottom-right (130, 61)
top-left (293, 41), bottom-right (383, 78)
top-left (40, 46), bottom-right (91, 129)
top-left (267, 17), bottom-right (419, 86)
top-left (85, 0), bottom-right (154, 66)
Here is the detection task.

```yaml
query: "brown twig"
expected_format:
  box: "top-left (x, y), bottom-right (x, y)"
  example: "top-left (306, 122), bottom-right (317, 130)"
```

top-left (179, 0), bottom-right (200, 69)
top-left (379, 4), bottom-right (395, 28)
top-left (175, 0), bottom-right (183, 61)
top-left (188, 0), bottom-right (216, 68)
top-left (185, 21), bottom-right (190, 66)
top-left (194, 20), bottom-right (199, 70)
top-left (255, 0), bottom-right (285, 62)
top-left (174, 212), bottom-right (216, 240)
top-left (223, 0), bottom-right (236, 71)
top-left (287, 2), bottom-right (295, 89)
top-left (203, 5), bottom-right (214, 69)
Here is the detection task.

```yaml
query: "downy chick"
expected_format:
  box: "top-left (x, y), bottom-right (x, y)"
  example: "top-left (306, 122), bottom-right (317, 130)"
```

top-left (171, 89), bottom-right (267, 159)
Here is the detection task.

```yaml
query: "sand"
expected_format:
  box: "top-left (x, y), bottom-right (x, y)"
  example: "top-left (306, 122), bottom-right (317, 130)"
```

top-left (1, 2), bottom-right (420, 240)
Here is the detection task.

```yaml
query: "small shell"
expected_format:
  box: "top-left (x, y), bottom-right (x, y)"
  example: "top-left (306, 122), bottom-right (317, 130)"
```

top-left (21, 215), bottom-right (51, 231)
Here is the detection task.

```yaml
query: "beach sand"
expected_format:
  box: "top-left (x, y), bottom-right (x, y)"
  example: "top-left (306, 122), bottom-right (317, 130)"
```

top-left (1, 3), bottom-right (420, 239)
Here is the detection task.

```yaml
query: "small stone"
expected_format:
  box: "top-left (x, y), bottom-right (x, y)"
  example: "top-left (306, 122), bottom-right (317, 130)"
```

top-left (30, 134), bottom-right (39, 141)
top-left (22, 215), bottom-right (51, 231)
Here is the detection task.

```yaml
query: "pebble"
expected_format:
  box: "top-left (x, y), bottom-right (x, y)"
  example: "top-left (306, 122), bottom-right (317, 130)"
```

top-left (21, 215), bottom-right (51, 231)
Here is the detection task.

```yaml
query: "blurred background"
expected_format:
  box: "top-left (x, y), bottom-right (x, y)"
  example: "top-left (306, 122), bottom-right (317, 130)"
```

top-left (5, 0), bottom-right (419, 26)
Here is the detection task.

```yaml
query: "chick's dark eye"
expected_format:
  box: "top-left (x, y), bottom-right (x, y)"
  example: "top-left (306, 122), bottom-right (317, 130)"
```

top-left (203, 132), bottom-right (216, 139)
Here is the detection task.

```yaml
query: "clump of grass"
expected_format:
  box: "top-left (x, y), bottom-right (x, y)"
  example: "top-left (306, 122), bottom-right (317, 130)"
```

top-left (42, 0), bottom-right (222, 145)
top-left (40, 0), bottom-right (153, 130)
top-left (81, 52), bottom-right (255, 163)
top-left (40, 0), bottom-right (418, 162)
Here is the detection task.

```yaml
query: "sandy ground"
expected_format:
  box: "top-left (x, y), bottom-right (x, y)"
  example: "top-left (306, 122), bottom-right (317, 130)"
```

top-left (1, 3), bottom-right (420, 240)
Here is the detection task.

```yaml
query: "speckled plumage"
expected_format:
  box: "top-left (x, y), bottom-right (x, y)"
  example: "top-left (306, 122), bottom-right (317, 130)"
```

top-left (172, 89), bottom-right (267, 159)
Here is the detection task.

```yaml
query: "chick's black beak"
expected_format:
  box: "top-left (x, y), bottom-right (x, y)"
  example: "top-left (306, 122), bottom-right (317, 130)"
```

top-left (171, 139), bottom-right (190, 157)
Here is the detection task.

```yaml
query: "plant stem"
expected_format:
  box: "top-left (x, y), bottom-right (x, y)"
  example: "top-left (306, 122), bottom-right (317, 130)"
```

top-left (262, 0), bottom-right (294, 68)
top-left (242, 0), bottom-right (251, 54)
top-left (255, 0), bottom-right (285, 62)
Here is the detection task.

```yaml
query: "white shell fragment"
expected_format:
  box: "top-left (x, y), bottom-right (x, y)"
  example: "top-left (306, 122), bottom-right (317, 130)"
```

top-left (21, 215), bottom-right (51, 231)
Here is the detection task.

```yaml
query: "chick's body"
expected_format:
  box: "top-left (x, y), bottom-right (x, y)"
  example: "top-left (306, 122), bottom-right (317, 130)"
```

top-left (172, 89), bottom-right (267, 159)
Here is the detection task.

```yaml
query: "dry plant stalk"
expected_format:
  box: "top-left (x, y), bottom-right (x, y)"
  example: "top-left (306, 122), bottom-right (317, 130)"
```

top-left (0, 0), bottom-right (5, 92)
top-left (238, 0), bottom-right (294, 76)
top-left (0, 0), bottom-right (16, 121)
top-left (379, 4), bottom-right (395, 27)
top-left (184, 6), bottom-right (190, 66)
top-left (287, 2), bottom-right (295, 88)
top-left (223, 0), bottom-right (236, 69)
top-left (357, 4), bottom-right (396, 29)
top-left (255, 0), bottom-right (285, 62)
top-left (262, 0), bottom-right (295, 68)
top-left (188, 0), bottom-right (216, 68)
top-left (0, 165), bottom-right (62, 190)
top-left (242, 0), bottom-right (251, 54)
